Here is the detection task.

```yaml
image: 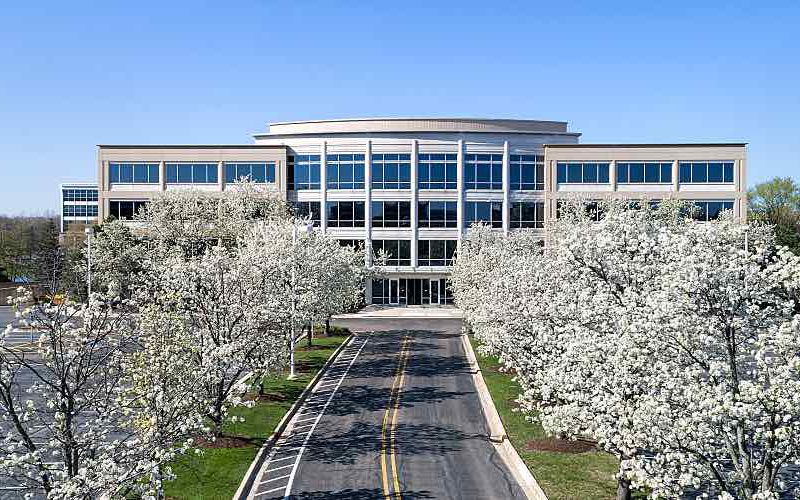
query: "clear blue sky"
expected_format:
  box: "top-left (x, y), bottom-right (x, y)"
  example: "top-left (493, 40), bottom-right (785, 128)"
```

top-left (1, 0), bottom-right (798, 215)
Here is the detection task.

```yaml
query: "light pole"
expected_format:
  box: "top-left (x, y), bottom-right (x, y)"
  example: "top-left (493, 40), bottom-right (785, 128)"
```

top-left (84, 226), bottom-right (93, 298)
top-left (288, 221), bottom-right (314, 379)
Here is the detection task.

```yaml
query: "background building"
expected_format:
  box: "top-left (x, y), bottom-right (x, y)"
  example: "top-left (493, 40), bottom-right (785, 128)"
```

top-left (59, 182), bottom-right (99, 245)
top-left (94, 118), bottom-right (747, 305)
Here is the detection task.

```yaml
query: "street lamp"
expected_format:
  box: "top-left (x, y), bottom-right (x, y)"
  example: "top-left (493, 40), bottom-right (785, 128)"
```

top-left (288, 221), bottom-right (314, 379)
top-left (84, 226), bottom-right (94, 298)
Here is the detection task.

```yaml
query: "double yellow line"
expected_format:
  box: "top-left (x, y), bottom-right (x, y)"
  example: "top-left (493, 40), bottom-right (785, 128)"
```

top-left (380, 335), bottom-right (411, 499)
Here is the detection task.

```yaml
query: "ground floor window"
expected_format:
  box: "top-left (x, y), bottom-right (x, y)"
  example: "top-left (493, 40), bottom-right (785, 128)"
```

top-left (371, 278), bottom-right (454, 306)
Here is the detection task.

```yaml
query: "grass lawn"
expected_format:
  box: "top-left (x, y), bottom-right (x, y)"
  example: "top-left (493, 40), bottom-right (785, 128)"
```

top-left (164, 331), bottom-right (350, 500)
top-left (471, 338), bottom-right (622, 500)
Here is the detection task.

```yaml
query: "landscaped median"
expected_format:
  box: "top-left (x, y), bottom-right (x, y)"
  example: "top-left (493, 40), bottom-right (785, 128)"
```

top-left (469, 338), bottom-right (622, 500)
top-left (163, 329), bottom-right (351, 500)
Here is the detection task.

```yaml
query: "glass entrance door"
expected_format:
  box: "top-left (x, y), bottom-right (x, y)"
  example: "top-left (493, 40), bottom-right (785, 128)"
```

top-left (389, 279), bottom-right (400, 305)
top-left (430, 279), bottom-right (440, 305)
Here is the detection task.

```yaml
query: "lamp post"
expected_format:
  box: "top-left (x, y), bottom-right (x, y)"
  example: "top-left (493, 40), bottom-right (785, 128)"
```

top-left (84, 226), bottom-right (93, 298)
top-left (288, 221), bottom-right (314, 379)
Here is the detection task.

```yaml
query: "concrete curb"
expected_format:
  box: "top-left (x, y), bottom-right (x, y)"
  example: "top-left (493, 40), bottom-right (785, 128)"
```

top-left (460, 333), bottom-right (549, 500)
top-left (232, 334), bottom-right (354, 500)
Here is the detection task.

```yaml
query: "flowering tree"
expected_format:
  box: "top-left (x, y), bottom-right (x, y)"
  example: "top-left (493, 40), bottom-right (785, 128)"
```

top-left (452, 199), bottom-right (800, 499)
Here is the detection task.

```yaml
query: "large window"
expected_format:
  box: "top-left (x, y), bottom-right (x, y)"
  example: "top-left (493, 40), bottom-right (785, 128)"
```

top-left (464, 154), bottom-right (502, 190)
top-left (371, 201), bottom-right (411, 228)
top-left (109, 163), bottom-right (159, 184)
top-left (288, 155), bottom-right (321, 190)
top-left (679, 162), bottom-right (735, 183)
top-left (326, 154), bottom-right (365, 190)
top-left (465, 201), bottom-right (503, 228)
top-left (617, 162), bottom-right (672, 184)
top-left (224, 162), bottom-right (275, 184)
top-left (510, 202), bottom-right (544, 228)
top-left (62, 205), bottom-right (98, 217)
top-left (337, 239), bottom-right (365, 249)
top-left (109, 200), bottom-right (147, 220)
top-left (684, 200), bottom-right (735, 221)
top-left (372, 154), bottom-right (411, 190)
top-left (510, 155), bottom-right (544, 190)
top-left (63, 189), bottom-right (98, 201)
top-left (372, 240), bottom-right (411, 266)
top-left (556, 162), bottom-right (610, 184)
top-left (418, 240), bottom-right (457, 267)
top-left (166, 163), bottom-right (219, 184)
top-left (292, 201), bottom-right (321, 226)
top-left (418, 153), bottom-right (457, 190)
top-left (326, 201), bottom-right (365, 228)
top-left (418, 200), bottom-right (458, 228)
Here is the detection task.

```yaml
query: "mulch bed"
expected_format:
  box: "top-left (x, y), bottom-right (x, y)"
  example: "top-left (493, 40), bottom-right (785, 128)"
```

top-left (525, 438), bottom-right (597, 453)
top-left (194, 435), bottom-right (260, 449)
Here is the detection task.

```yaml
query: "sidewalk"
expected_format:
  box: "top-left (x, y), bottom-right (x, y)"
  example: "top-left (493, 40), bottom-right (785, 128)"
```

top-left (333, 305), bottom-right (464, 319)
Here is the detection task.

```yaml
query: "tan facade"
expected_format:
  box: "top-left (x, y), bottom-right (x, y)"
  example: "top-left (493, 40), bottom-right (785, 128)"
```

top-left (96, 145), bottom-right (288, 220)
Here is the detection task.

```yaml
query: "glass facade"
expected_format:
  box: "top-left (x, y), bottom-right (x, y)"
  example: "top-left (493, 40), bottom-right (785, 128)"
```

top-left (465, 201), bottom-right (503, 228)
top-left (292, 201), bottom-right (321, 226)
top-left (166, 163), bottom-right (219, 184)
top-left (418, 153), bottom-right (458, 190)
top-left (510, 155), bottom-right (545, 190)
top-left (327, 154), bottom-right (365, 190)
top-left (109, 200), bottom-right (148, 220)
top-left (62, 189), bottom-right (98, 201)
top-left (418, 200), bottom-right (458, 228)
top-left (556, 162), bottom-right (610, 184)
top-left (326, 201), bottom-right (365, 227)
top-left (109, 163), bottom-right (159, 184)
top-left (371, 201), bottom-right (411, 228)
top-left (684, 200), bottom-right (735, 221)
top-left (371, 278), bottom-right (454, 305)
top-left (372, 240), bottom-right (411, 266)
top-left (223, 163), bottom-right (275, 184)
top-left (464, 154), bottom-right (502, 190)
top-left (63, 205), bottom-right (98, 217)
top-left (288, 155), bottom-right (321, 190)
top-left (679, 162), bottom-right (735, 183)
top-left (418, 240), bottom-right (457, 267)
top-left (510, 202), bottom-right (544, 228)
top-left (371, 154), bottom-right (411, 190)
top-left (617, 162), bottom-right (672, 184)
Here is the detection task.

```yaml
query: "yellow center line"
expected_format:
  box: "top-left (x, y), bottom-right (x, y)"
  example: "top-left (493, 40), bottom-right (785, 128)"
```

top-left (381, 335), bottom-right (411, 500)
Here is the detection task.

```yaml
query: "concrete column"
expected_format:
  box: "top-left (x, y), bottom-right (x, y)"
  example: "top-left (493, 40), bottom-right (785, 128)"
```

top-left (456, 139), bottom-right (464, 243)
top-left (320, 141), bottom-right (328, 233)
top-left (502, 141), bottom-right (510, 235)
top-left (218, 161), bottom-right (225, 191)
top-left (609, 160), bottom-right (617, 192)
top-left (411, 140), bottom-right (419, 268)
top-left (159, 161), bottom-right (166, 191)
top-left (672, 160), bottom-right (679, 193)
top-left (364, 141), bottom-right (372, 266)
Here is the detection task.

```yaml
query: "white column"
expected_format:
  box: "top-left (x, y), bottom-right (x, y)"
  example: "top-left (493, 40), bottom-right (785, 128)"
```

top-left (320, 141), bottom-right (328, 233)
top-left (672, 159), bottom-right (679, 193)
top-left (218, 161), bottom-right (225, 191)
top-left (456, 139), bottom-right (465, 243)
top-left (609, 160), bottom-right (617, 192)
top-left (411, 140), bottom-right (419, 268)
top-left (159, 161), bottom-right (166, 191)
top-left (502, 141), bottom-right (510, 235)
top-left (364, 140), bottom-right (372, 266)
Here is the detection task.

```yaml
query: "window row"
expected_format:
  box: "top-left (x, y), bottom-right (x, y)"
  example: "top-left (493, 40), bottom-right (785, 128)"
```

top-left (109, 200), bottom-right (148, 220)
top-left (166, 163), bottom-right (218, 184)
top-left (62, 189), bottom-right (98, 201)
top-left (556, 162), bottom-right (611, 184)
top-left (679, 162), bottom-right (734, 183)
top-left (556, 200), bottom-right (735, 222)
top-left (224, 163), bottom-right (276, 184)
top-left (63, 205), bottom-right (98, 217)
top-left (617, 162), bottom-right (672, 184)
top-left (109, 163), bottom-right (160, 184)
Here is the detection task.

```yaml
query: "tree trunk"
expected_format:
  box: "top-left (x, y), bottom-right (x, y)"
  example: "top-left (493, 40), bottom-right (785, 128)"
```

top-left (617, 476), bottom-right (631, 500)
top-left (325, 318), bottom-right (331, 336)
top-left (306, 323), bottom-right (313, 347)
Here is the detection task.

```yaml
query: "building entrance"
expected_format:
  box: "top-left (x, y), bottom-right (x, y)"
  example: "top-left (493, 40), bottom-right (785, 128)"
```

top-left (371, 278), bottom-right (454, 306)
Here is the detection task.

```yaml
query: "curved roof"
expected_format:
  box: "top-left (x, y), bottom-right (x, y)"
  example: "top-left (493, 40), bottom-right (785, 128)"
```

top-left (256, 117), bottom-right (578, 137)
